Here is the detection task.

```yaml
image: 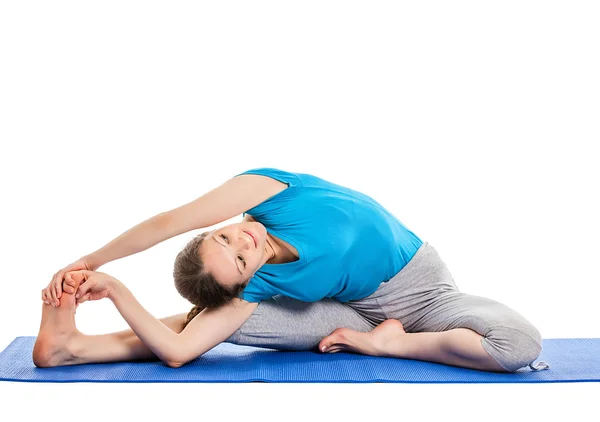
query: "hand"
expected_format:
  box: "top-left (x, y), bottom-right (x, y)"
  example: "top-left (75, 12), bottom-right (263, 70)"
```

top-left (67, 270), bottom-right (120, 305)
top-left (42, 258), bottom-right (93, 307)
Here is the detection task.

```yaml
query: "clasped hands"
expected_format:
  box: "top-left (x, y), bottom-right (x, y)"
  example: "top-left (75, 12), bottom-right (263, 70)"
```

top-left (63, 270), bottom-right (120, 305)
top-left (42, 267), bottom-right (121, 307)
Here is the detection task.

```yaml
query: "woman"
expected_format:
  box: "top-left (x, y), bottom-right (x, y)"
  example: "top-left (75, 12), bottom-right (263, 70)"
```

top-left (34, 167), bottom-right (547, 372)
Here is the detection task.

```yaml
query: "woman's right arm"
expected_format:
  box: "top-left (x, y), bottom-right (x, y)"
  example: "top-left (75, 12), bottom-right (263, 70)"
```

top-left (45, 173), bottom-right (284, 306)
top-left (83, 213), bottom-right (173, 270)
top-left (86, 172), bottom-right (286, 268)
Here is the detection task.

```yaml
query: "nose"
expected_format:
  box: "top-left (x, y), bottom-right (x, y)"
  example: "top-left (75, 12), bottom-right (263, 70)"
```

top-left (240, 231), bottom-right (254, 249)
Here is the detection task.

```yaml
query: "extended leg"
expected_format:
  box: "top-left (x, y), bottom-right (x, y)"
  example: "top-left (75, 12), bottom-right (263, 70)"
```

top-left (32, 285), bottom-right (188, 367)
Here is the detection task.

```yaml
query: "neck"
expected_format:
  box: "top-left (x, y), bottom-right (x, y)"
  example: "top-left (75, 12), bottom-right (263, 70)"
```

top-left (264, 234), bottom-right (280, 264)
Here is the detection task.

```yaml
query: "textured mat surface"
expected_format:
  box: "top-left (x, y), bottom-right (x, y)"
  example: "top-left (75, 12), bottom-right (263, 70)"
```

top-left (1, 336), bottom-right (599, 383)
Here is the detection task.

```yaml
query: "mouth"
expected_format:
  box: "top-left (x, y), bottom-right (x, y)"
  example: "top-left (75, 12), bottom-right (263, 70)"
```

top-left (244, 231), bottom-right (257, 248)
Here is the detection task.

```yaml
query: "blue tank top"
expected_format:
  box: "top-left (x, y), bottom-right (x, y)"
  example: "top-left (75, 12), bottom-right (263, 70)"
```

top-left (234, 167), bottom-right (423, 303)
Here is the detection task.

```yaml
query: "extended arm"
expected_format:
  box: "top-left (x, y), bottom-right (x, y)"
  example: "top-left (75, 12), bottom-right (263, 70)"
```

top-left (83, 174), bottom-right (285, 269)
top-left (46, 173), bottom-right (283, 306)
top-left (109, 281), bottom-right (258, 367)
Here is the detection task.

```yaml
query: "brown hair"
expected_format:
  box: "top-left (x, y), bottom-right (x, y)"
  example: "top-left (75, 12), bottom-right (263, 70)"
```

top-left (173, 231), bottom-right (249, 328)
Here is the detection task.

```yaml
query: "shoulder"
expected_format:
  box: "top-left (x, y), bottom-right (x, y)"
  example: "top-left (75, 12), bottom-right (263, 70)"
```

top-left (234, 167), bottom-right (304, 188)
top-left (234, 172), bottom-right (290, 194)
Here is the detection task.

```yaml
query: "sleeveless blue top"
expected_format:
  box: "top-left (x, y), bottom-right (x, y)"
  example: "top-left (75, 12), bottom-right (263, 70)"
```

top-left (234, 168), bottom-right (423, 303)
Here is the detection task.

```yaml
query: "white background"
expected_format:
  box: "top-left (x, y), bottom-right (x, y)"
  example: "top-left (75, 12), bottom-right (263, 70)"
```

top-left (1, 1), bottom-right (598, 420)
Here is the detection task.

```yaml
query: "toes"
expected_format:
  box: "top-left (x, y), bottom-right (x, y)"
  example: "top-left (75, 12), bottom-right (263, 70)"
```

top-left (320, 339), bottom-right (345, 353)
top-left (320, 328), bottom-right (352, 353)
top-left (319, 338), bottom-right (338, 353)
top-left (319, 335), bottom-right (334, 352)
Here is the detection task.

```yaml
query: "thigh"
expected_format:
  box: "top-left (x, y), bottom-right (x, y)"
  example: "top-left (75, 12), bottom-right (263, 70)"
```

top-left (225, 294), bottom-right (373, 351)
top-left (408, 291), bottom-right (541, 337)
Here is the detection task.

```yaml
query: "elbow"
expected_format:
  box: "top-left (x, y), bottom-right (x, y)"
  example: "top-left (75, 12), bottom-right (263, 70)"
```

top-left (162, 341), bottom-right (205, 368)
top-left (165, 360), bottom-right (186, 368)
top-left (163, 351), bottom-right (192, 368)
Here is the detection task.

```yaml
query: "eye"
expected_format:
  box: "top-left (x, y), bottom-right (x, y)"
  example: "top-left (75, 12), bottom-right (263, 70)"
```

top-left (221, 234), bottom-right (246, 268)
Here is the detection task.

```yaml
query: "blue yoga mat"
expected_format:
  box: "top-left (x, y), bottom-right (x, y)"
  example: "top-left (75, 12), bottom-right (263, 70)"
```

top-left (1, 336), bottom-right (598, 383)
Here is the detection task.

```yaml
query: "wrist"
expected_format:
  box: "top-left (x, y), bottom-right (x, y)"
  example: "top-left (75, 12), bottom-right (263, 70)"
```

top-left (82, 253), bottom-right (102, 271)
top-left (108, 279), bottom-right (125, 302)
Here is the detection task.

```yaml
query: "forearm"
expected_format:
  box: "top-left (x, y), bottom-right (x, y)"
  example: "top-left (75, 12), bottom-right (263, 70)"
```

top-left (109, 281), bottom-right (183, 365)
top-left (83, 213), bottom-right (171, 269)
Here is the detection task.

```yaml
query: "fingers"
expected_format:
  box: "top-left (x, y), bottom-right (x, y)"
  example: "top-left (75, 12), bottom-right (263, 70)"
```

top-left (41, 287), bottom-right (58, 307)
top-left (55, 271), bottom-right (63, 299)
top-left (76, 293), bottom-right (91, 305)
top-left (62, 277), bottom-right (73, 294)
top-left (50, 271), bottom-right (61, 299)
top-left (44, 272), bottom-right (57, 305)
top-left (41, 288), bottom-right (51, 305)
top-left (49, 282), bottom-right (59, 307)
top-left (62, 272), bottom-right (78, 294)
top-left (44, 269), bottom-right (95, 306)
top-left (46, 270), bottom-right (63, 307)
top-left (75, 277), bottom-right (94, 300)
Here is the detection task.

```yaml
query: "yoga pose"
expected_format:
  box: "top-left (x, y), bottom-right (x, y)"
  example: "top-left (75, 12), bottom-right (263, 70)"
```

top-left (34, 167), bottom-right (545, 372)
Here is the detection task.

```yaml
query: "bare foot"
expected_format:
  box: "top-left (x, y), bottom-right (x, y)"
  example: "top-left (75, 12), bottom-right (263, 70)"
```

top-left (318, 319), bottom-right (406, 357)
top-left (32, 273), bottom-right (84, 367)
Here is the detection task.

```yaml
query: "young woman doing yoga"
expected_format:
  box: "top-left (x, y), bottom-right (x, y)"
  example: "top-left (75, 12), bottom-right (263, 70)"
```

top-left (34, 167), bottom-right (546, 372)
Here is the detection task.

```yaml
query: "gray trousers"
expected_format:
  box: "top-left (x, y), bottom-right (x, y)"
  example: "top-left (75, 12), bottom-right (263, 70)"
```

top-left (225, 241), bottom-right (545, 372)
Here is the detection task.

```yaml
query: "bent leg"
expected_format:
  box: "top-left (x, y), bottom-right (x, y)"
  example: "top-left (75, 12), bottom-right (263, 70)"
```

top-left (33, 286), bottom-right (188, 367)
top-left (319, 318), bottom-right (508, 371)
top-left (320, 293), bottom-right (542, 372)
top-left (399, 291), bottom-right (544, 372)
top-left (348, 242), bottom-right (544, 372)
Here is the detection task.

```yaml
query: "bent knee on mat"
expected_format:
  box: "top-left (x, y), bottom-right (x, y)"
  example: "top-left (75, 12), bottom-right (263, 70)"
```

top-left (482, 324), bottom-right (543, 372)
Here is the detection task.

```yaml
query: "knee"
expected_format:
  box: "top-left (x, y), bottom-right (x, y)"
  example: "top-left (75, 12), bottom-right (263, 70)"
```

top-left (482, 324), bottom-right (543, 372)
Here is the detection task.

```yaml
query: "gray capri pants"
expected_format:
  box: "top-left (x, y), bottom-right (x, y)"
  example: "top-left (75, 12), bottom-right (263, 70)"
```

top-left (225, 241), bottom-right (545, 372)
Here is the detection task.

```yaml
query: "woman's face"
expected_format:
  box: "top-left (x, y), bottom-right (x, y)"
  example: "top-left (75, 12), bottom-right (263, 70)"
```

top-left (200, 220), bottom-right (272, 289)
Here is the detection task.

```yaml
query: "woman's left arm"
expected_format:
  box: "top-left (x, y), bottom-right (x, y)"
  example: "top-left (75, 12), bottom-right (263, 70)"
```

top-left (110, 282), bottom-right (258, 367)
top-left (108, 282), bottom-right (184, 365)
top-left (71, 270), bottom-right (258, 367)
